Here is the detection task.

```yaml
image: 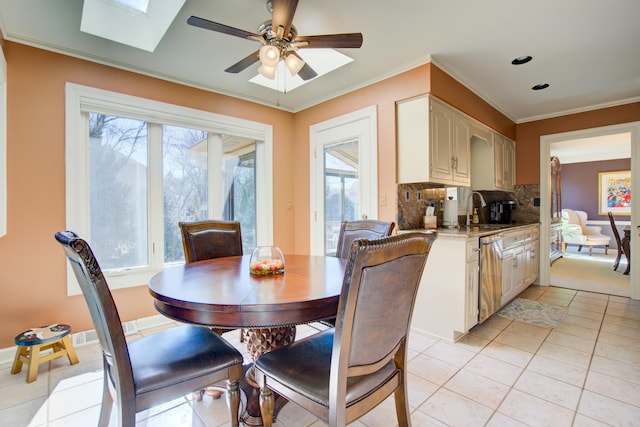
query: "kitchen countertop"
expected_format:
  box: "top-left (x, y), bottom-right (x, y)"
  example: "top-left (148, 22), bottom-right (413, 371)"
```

top-left (399, 222), bottom-right (540, 238)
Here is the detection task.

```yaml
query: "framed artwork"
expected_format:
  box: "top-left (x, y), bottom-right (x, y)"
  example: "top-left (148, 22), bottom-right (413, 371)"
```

top-left (598, 170), bottom-right (631, 215)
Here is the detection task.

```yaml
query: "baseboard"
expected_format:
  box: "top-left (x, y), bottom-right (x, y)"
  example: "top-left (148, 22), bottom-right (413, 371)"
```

top-left (0, 314), bottom-right (175, 365)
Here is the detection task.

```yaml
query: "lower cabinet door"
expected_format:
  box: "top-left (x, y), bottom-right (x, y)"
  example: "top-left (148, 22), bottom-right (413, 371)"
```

top-left (465, 258), bottom-right (479, 331)
top-left (502, 247), bottom-right (524, 305)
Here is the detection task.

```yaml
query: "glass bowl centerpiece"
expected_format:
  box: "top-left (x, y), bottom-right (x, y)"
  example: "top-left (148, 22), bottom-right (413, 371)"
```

top-left (249, 246), bottom-right (285, 275)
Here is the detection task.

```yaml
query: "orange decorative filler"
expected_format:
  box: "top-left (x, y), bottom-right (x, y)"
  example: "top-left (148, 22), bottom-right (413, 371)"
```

top-left (249, 246), bottom-right (285, 275)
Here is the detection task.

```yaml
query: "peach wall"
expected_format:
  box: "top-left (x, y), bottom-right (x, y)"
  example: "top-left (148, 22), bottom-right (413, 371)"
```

top-left (4, 39), bottom-right (634, 348)
top-left (0, 42), bottom-right (295, 346)
top-left (291, 65), bottom-right (430, 253)
top-left (291, 63), bottom-right (514, 253)
top-left (516, 103), bottom-right (640, 184)
top-left (430, 66), bottom-right (516, 139)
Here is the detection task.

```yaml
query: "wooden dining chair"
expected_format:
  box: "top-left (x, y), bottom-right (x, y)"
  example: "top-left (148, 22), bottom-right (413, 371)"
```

top-left (255, 231), bottom-right (437, 427)
top-left (334, 219), bottom-right (395, 259)
top-left (320, 219), bottom-right (396, 327)
top-left (179, 219), bottom-right (243, 263)
top-left (55, 231), bottom-right (244, 427)
top-left (608, 212), bottom-right (624, 271)
top-left (179, 219), bottom-right (245, 337)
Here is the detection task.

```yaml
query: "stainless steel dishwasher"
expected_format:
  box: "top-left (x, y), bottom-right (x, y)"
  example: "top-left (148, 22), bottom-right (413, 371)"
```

top-left (478, 233), bottom-right (503, 323)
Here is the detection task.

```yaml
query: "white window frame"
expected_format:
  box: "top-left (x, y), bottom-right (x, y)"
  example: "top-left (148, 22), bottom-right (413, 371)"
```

top-left (65, 83), bottom-right (273, 295)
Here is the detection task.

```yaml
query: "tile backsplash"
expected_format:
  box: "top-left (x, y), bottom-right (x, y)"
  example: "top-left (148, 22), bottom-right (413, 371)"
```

top-left (396, 183), bottom-right (541, 229)
top-left (396, 183), bottom-right (446, 230)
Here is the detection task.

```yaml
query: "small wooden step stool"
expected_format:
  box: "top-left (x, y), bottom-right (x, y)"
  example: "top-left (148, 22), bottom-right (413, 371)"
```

top-left (11, 324), bottom-right (79, 383)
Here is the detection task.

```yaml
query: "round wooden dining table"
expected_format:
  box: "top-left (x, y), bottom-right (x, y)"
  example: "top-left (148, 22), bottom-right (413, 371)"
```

top-left (148, 254), bottom-right (346, 425)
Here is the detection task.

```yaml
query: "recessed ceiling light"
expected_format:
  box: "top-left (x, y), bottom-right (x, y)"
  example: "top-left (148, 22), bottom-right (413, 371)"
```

top-left (511, 56), bottom-right (533, 65)
top-left (532, 83), bottom-right (550, 90)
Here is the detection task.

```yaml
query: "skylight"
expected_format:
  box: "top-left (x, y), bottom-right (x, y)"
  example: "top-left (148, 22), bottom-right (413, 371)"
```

top-left (110, 0), bottom-right (150, 13)
top-left (81, 0), bottom-right (185, 52)
top-left (249, 49), bottom-right (354, 93)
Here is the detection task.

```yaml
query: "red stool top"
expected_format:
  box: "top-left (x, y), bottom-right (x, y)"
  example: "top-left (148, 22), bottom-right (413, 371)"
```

top-left (15, 324), bottom-right (72, 346)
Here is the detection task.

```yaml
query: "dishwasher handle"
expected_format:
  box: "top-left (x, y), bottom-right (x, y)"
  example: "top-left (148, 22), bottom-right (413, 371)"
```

top-left (480, 233), bottom-right (503, 245)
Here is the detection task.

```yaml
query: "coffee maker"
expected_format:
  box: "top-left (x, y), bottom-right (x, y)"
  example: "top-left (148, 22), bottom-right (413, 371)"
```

top-left (489, 201), bottom-right (516, 224)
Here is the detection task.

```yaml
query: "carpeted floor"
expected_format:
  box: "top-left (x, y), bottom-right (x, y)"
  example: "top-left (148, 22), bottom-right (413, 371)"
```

top-left (550, 244), bottom-right (630, 297)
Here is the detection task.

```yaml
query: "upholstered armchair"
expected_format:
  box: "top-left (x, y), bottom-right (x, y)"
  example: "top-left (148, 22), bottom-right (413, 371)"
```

top-left (561, 208), bottom-right (610, 255)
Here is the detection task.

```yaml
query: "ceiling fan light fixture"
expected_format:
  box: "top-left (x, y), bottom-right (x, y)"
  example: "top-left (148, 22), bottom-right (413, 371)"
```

top-left (259, 44), bottom-right (280, 67)
top-left (258, 64), bottom-right (277, 80)
top-left (284, 53), bottom-right (305, 76)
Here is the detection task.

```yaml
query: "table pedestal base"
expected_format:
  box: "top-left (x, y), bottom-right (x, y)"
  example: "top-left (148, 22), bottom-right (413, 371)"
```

top-left (240, 326), bottom-right (296, 426)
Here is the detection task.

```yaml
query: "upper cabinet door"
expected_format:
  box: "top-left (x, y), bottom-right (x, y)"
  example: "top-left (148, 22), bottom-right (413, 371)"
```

top-left (502, 137), bottom-right (515, 189)
top-left (395, 95), bottom-right (472, 187)
top-left (429, 99), bottom-right (455, 182)
top-left (452, 113), bottom-right (471, 185)
top-left (494, 134), bottom-right (506, 188)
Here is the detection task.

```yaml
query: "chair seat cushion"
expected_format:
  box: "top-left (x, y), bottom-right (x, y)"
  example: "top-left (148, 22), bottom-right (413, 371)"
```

top-left (255, 329), bottom-right (397, 407)
top-left (128, 325), bottom-right (243, 394)
top-left (585, 236), bottom-right (610, 245)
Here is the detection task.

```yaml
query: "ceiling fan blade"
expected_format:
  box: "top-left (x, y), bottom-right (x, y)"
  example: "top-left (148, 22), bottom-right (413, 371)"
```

top-left (293, 33), bottom-right (363, 49)
top-left (271, 0), bottom-right (298, 40)
top-left (224, 50), bottom-right (260, 73)
top-left (297, 62), bottom-right (318, 81)
top-left (187, 16), bottom-right (262, 42)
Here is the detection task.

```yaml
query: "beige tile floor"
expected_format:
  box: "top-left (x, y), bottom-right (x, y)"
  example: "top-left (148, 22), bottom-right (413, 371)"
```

top-left (1, 285), bottom-right (639, 427)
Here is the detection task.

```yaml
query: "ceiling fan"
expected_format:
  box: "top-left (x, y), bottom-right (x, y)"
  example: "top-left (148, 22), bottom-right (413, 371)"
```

top-left (187, 0), bottom-right (363, 81)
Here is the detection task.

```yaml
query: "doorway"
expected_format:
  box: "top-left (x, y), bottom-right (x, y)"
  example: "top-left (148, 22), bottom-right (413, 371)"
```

top-left (309, 106), bottom-right (378, 256)
top-left (539, 122), bottom-right (639, 300)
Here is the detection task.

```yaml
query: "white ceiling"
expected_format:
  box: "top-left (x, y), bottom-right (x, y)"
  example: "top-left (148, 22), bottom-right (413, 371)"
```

top-left (0, 0), bottom-right (639, 122)
top-left (550, 132), bottom-right (631, 164)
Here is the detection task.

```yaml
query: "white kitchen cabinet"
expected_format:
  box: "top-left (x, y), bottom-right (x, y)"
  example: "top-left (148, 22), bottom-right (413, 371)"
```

top-left (408, 224), bottom-right (539, 341)
top-left (465, 238), bottom-right (480, 331)
top-left (500, 226), bottom-right (539, 306)
top-left (408, 224), bottom-right (539, 343)
top-left (396, 95), bottom-right (470, 186)
top-left (452, 112), bottom-right (472, 184)
top-left (525, 227), bottom-right (540, 284)
top-left (411, 234), bottom-right (478, 342)
top-left (471, 132), bottom-right (516, 191)
top-left (502, 135), bottom-right (515, 189)
top-left (501, 245), bottom-right (525, 305)
top-left (493, 133), bottom-right (515, 190)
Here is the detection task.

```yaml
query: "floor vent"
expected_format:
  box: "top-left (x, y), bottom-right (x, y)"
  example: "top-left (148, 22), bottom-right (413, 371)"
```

top-left (123, 320), bottom-right (138, 335)
top-left (71, 320), bottom-right (138, 347)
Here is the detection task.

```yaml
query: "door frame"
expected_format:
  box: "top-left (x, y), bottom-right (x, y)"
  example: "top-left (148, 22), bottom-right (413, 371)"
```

top-left (309, 105), bottom-right (378, 255)
top-left (539, 121), bottom-right (638, 299)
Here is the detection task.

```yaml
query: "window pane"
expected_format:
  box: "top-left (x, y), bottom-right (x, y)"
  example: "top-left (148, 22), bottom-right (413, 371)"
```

top-left (163, 125), bottom-right (208, 263)
top-left (222, 137), bottom-right (257, 252)
top-left (89, 113), bottom-right (148, 270)
top-left (324, 140), bottom-right (359, 255)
